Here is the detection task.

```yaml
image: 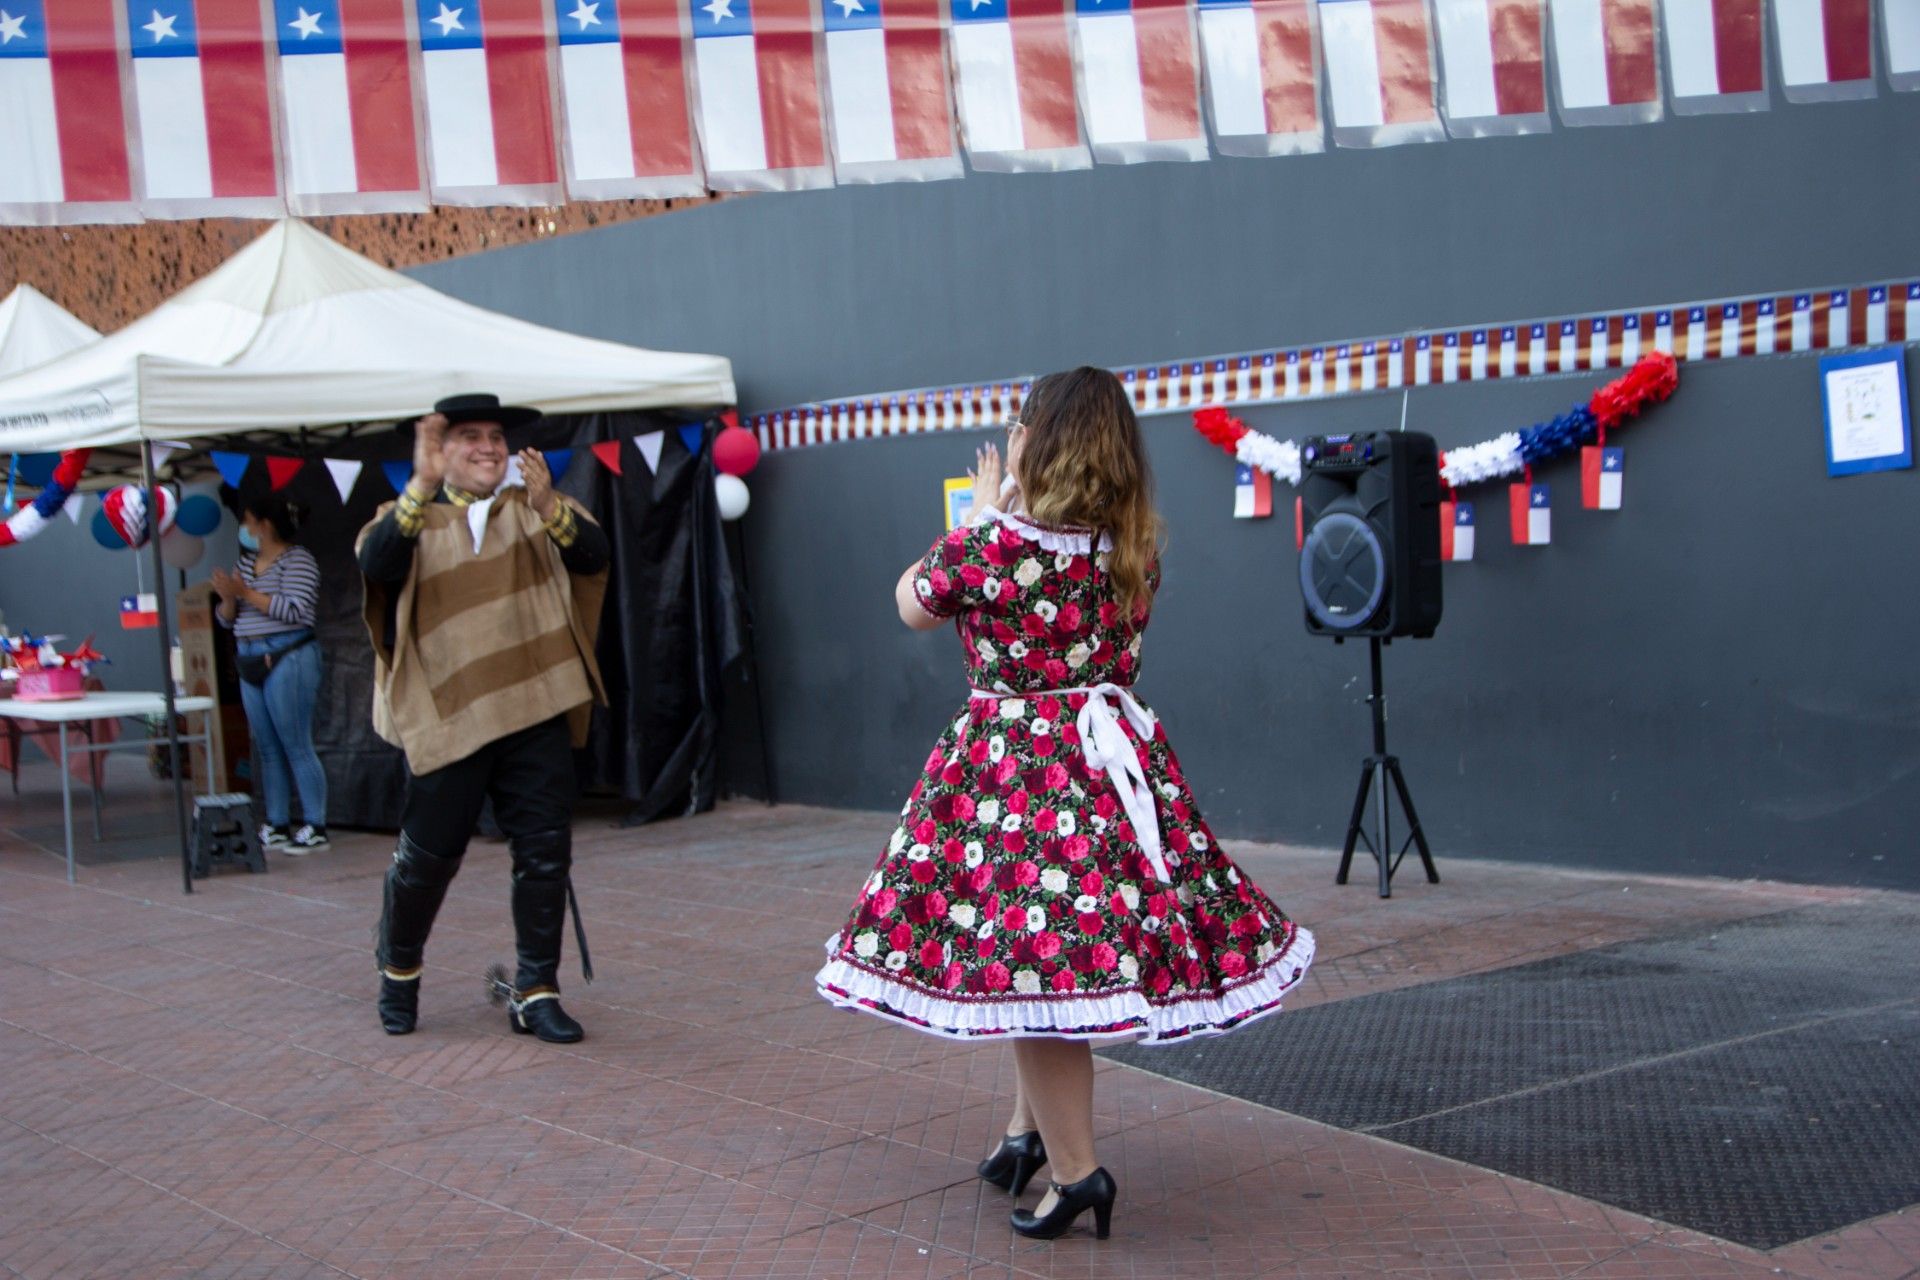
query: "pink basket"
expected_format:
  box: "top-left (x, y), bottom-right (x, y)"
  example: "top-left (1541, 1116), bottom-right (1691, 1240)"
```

top-left (16, 668), bottom-right (85, 702)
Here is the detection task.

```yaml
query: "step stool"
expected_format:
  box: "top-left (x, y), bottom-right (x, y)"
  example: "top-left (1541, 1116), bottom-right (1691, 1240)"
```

top-left (191, 794), bottom-right (268, 878)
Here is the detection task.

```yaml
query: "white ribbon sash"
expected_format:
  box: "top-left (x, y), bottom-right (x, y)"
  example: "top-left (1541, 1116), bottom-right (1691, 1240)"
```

top-left (971, 683), bottom-right (1171, 884)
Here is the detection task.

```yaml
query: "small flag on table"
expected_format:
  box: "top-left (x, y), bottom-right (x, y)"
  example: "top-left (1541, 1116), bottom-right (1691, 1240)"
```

top-left (1233, 463), bottom-right (1271, 519)
top-left (1440, 500), bottom-right (1474, 561)
top-left (120, 593), bottom-right (159, 630)
top-left (1582, 446), bottom-right (1623, 510)
top-left (1510, 482), bottom-right (1550, 545)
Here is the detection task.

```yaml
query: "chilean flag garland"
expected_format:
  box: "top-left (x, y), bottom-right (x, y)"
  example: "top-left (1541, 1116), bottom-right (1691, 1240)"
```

top-left (554, 0), bottom-right (706, 199)
top-left (0, 0), bottom-right (136, 226)
top-left (1662, 0), bottom-right (1767, 114)
top-left (1194, 0), bottom-right (1322, 157)
top-left (415, 0), bottom-right (563, 205)
top-left (690, 0), bottom-right (833, 190)
top-left (125, 0), bottom-right (282, 216)
top-left (1431, 0), bottom-right (1550, 137)
top-left (274, 0), bottom-right (428, 214)
top-left (1070, 0), bottom-right (1208, 164)
top-left (822, 0), bottom-right (963, 182)
top-left (948, 0), bottom-right (1089, 172)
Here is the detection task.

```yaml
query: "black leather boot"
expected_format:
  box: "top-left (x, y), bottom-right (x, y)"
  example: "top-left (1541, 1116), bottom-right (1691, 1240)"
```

top-left (378, 972), bottom-right (420, 1035)
top-left (373, 833), bottom-right (461, 1033)
top-left (507, 828), bottom-right (585, 1042)
top-left (509, 990), bottom-right (585, 1043)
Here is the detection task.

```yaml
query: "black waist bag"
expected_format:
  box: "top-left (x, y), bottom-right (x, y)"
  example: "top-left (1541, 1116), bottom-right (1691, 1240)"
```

top-left (237, 636), bottom-right (314, 687)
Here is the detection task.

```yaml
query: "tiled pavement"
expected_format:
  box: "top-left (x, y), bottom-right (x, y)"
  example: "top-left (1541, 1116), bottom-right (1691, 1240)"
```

top-left (1, 763), bottom-right (1915, 1278)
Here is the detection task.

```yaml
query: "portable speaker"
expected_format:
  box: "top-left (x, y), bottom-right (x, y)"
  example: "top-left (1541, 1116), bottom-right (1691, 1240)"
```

top-left (1298, 431), bottom-right (1443, 639)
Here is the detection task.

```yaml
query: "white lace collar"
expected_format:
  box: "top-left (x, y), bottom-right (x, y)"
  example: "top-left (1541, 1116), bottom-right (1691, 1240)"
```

top-left (978, 508), bottom-right (1112, 555)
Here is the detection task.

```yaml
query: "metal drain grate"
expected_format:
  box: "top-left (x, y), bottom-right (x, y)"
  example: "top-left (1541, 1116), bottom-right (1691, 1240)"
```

top-left (1105, 902), bottom-right (1920, 1248)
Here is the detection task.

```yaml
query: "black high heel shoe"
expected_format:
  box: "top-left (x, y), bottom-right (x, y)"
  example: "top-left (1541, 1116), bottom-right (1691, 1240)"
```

top-left (978, 1131), bottom-right (1047, 1196)
top-left (1010, 1167), bottom-right (1116, 1240)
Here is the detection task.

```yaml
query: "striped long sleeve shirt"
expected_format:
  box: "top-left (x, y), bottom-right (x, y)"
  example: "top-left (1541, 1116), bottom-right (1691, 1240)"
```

top-left (217, 545), bottom-right (322, 638)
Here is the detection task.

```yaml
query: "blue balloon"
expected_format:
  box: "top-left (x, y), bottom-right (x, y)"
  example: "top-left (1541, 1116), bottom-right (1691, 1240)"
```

top-left (90, 506), bottom-right (126, 550)
top-left (175, 493), bottom-right (222, 537)
top-left (16, 453), bottom-right (58, 487)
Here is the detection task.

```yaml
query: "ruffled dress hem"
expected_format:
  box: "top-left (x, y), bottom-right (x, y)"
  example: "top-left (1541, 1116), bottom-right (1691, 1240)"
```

top-left (814, 925), bottom-right (1315, 1045)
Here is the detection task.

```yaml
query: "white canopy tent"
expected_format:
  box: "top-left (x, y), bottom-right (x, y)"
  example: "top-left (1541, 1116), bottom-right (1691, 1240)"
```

top-left (0, 285), bottom-right (100, 378)
top-left (0, 220), bottom-right (735, 454)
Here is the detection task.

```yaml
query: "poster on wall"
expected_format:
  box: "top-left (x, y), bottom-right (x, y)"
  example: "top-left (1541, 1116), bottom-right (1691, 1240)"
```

top-left (1821, 349), bottom-right (1912, 477)
top-left (944, 477), bottom-right (974, 530)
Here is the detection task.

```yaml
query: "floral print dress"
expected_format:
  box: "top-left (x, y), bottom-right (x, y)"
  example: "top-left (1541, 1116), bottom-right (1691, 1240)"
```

top-left (815, 510), bottom-right (1315, 1043)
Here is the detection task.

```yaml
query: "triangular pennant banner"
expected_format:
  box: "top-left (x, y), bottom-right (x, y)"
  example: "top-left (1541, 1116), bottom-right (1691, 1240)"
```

top-left (150, 441), bottom-right (190, 471)
top-left (590, 440), bottom-right (623, 476)
top-left (677, 425), bottom-right (705, 456)
top-left (543, 449), bottom-right (573, 480)
top-left (210, 451), bottom-right (251, 488)
top-left (266, 457), bottom-right (305, 491)
top-left (63, 493), bottom-right (85, 524)
top-left (503, 454), bottom-right (525, 488)
top-left (381, 460), bottom-right (413, 494)
top-left (720, 409), bottom-right (739, 430)
top-left (323, 459), bottom-right (363, 503)
top-left (633, 431), bottom-right (664, 475)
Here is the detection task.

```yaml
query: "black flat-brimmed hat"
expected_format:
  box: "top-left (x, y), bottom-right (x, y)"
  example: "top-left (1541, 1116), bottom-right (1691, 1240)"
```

top-left (431, 392), bottom-right (541, 430)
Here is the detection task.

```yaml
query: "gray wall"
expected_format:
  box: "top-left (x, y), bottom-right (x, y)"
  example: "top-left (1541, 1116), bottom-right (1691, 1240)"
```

top-left (423, 90), bottom-right (1912, 888)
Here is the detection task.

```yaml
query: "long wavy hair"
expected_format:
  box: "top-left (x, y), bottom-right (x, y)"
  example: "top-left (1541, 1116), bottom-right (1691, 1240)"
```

top-left (1013, 367), bottom-right (1162, 617)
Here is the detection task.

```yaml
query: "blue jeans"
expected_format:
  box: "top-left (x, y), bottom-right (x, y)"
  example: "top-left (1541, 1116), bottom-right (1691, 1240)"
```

top-left (237, 631), bottom-right (326, 829)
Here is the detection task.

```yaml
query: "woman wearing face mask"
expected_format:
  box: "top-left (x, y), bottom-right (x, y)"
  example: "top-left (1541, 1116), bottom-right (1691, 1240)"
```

top-left (211, 494), bottom-right (328, 854)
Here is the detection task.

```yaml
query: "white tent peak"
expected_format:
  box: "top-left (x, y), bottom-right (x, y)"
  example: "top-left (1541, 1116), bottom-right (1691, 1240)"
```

top-left (0, 285), bottom-right (101, 377)
top-left (0, 220), bottom-right (736, 449)
top-left (169, 219), bottom-right (415, 320)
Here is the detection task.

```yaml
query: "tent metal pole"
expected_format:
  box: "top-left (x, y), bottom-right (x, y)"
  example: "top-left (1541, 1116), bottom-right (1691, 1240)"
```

top-left (140, 439), bottom-right (193, 895)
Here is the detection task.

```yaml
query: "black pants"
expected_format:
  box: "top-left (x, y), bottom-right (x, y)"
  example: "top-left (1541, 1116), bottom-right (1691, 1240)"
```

top-left (377, 716), bottom-right (581, 991)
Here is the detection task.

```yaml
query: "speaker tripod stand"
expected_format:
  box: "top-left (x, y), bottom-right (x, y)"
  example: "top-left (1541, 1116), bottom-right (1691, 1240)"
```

top-left (1336, 636), bottom-right (1440, 898)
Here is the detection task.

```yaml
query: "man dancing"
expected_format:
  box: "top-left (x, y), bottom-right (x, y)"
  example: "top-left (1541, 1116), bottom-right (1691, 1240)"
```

top-left (359, 394), bottom-right (610, 1043)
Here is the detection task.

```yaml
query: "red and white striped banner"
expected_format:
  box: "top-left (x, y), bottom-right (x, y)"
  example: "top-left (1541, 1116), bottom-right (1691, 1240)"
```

top-left (0, 0), bottom-right (1910, 224)
top-left (750, 277), bottom-right (1920, 452)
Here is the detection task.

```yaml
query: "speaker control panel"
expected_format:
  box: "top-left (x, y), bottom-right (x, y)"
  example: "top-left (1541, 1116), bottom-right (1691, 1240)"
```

top-left (1303, 435), bottom-right (1376, 472)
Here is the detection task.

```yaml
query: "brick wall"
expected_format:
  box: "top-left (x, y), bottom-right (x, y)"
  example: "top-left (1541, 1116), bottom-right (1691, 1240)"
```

top-left (0, 198), bottom-right (719, 333)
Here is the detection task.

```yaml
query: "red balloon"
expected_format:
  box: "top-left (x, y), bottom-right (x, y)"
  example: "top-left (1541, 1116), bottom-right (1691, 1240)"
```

top-left (713, 426), bottom-right (761, 477)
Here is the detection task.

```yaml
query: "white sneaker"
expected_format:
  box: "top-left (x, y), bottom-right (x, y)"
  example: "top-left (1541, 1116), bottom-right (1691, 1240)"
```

top-left (288, 824), bottom-right (330, 854)
top-left (259, 824), bottom-right (290, 849)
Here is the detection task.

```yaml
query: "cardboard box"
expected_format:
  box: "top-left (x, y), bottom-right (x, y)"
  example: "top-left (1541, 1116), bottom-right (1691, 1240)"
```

top-left (175, 583), bottom-right (253, 793)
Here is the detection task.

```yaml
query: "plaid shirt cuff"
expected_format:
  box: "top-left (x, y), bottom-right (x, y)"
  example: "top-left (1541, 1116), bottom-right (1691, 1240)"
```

top-left (544, 499), bottom-right (580, 549)
top-left (394, 487), bottom-right (429, 537)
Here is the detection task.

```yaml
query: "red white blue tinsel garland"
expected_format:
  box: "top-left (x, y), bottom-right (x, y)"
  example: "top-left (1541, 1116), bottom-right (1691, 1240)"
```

top-left (0, 450), bottom-right (90, 548)
top-left (1194, 353), bottom-right (1679, 489)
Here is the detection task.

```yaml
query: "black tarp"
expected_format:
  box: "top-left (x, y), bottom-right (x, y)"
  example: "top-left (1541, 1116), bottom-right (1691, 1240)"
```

top-left (220, 409), bottom-right (745, 831)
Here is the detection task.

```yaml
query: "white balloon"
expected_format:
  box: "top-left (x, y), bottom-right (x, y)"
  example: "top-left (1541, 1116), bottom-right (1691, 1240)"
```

top-left (160, 530), bottom-right (205, 570)
top-left (714, 473), bottom-right (751, 521)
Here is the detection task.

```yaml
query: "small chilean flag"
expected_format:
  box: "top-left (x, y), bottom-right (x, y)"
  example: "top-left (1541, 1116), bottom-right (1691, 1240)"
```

top-left (553, 0), bottom-right (705, 198)
top-left (0, 0), bottom-right (135, 224)
top-left (822, 0), bottom-right (962, 182)
top-left (275, 0), bottom-right (427, 214)
top-left (1440, 499), bottom-right (1475, 561)
top-left (1663, 0), bottom-right (1766, 111)
top-left (415, 0), bottom-right (562, 203)
top-left (120, 593), bottom-right (160, 629)
top-left (1510, 481), bottom-right (1549, 545)
top-left (1431, 0), bottom-right (1550, 136)
top-left (1234, 462), bottom-right (1272, 519)
top-left (1582, 446), bottom-right (1624, 509)
top-left (1318, 0), bottom-right (1445, 146)
top-left (1773, 0), bottom-right (1875, 101)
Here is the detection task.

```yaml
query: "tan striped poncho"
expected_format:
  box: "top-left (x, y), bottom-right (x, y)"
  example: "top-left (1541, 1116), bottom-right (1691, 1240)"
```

top-left (359, 489), bottom-right (609, 775)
